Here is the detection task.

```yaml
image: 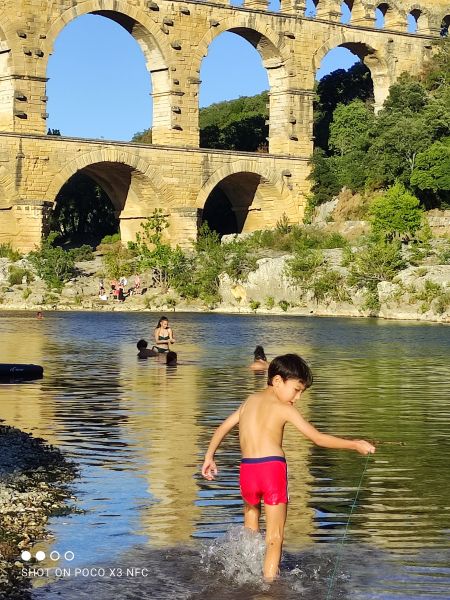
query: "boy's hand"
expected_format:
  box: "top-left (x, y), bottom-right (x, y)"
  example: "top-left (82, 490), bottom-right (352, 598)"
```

top-left (202, 457), bottom-right (218, 480)
top-left (353, 440), bottom-right (376, 455)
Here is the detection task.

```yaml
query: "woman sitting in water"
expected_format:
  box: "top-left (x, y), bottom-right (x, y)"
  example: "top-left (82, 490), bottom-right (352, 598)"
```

top-left (153, 316), bottom-right (175, 353)
top-left (249, 345), bottom-right (269, 371)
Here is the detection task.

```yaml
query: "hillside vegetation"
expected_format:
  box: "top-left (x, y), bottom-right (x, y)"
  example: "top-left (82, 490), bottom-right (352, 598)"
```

top-left (309, 39), bottom-right (450, 212)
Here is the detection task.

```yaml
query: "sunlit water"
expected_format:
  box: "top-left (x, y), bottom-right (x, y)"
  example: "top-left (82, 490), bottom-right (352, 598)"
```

top-left (0, 311), bottom-right (449, 599)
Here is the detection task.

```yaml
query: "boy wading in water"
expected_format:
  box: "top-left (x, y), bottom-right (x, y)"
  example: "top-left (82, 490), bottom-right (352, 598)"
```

top-left (201, 354), bottom-right (376, 582)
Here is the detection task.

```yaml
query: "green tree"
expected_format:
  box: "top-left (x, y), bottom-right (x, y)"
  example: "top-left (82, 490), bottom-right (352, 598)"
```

top-left (410, 139), bottom-right (450, 208)
top-left (369, 183), bottom-right (424, 241)
top-left (134, 209), bottom-right (182, 289)
top-left (329, 100), bottom-right (374, 156)
top-left (132, 128), bottom-right (152, 144)
top-left (307, 149), bottom-right (341, 205)
top-left (347, 239), bottom-right (406, 290)
top-left (314, 62), bottom-right (374, 151)
top-left (382, 75), bottom-right (428, 113)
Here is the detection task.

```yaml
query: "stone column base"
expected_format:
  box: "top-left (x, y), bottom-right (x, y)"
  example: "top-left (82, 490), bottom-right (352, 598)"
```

top-left (8, 200), bottom-right (53, 252)
top-left (168, 207), bottom-right (203, 248)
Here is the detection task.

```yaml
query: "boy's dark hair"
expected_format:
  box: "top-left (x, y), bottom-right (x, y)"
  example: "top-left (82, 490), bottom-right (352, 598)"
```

top-left (137, 339), bottom-right (148, 350)
top-left (268, 354), bottom-right (313, 388)
top-left (166, 351), bottom-right (178, 366)
top-left (254, 345), bottom-right (267, 361)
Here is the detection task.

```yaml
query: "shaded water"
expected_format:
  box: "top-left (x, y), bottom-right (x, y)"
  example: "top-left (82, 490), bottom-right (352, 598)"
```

top-left (0, 311), bottom-right (449, 599)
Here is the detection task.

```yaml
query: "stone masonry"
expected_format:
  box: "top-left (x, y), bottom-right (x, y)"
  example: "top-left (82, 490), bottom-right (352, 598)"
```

top-left (0, 0), bottom-right (448, 250)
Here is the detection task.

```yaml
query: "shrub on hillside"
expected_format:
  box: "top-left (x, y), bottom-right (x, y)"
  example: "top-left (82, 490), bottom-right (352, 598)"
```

top-left (28, 234), bottom-right (76, 290)
top-left (0, 243), bottom-right (21, 261)
top-left (8, 266), bottom-right (34, 286)
top-left (70, 244), bottom-right (94, 262)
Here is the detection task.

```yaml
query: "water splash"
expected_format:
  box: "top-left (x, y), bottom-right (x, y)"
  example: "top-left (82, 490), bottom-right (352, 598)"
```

top-left (200, 526), bottom-right (267, 586)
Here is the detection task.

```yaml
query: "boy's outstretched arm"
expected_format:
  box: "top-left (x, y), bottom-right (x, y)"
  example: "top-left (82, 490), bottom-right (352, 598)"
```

top-left (285, 407), bottom-right (375, 455)
top-left (201, 408), bottom-right (240, 480)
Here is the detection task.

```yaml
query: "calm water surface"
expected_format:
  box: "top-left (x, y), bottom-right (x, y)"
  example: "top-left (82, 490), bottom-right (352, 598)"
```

top-left (0, 311), bottom-right (449, 599)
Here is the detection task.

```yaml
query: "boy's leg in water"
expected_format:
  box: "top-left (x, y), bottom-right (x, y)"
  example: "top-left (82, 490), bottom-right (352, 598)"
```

top-left (263, 503), bottom-right (287, 582)
top-left (244, 501), bottom-right (261, 531)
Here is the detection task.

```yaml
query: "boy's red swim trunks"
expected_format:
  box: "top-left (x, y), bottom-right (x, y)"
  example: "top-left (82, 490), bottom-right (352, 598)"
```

top-left (239, 456), bottom-right (288, 505)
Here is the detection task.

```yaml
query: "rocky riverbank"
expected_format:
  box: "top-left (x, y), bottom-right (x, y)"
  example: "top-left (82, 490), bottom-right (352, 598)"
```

top-left (0, 228), bottom-right (450, 324)
top-left (0, 424), bottom-right (77, 599)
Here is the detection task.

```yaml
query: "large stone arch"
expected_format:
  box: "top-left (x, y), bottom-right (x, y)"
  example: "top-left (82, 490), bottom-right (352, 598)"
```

top-left (44, 1), bottom-right (173, 138)
top-left (45, 148), bottom-right (174, 243)
top-left (196, 160), bottom-right (297, 234)
top-left (312, 35), bottom-right (392, 111)
top-left (192, 18), bottom-right (291, 153)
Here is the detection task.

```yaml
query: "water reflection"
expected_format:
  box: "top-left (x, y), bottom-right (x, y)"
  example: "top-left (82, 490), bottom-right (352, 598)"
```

top-left (0, 311), bottom-right (449, 596)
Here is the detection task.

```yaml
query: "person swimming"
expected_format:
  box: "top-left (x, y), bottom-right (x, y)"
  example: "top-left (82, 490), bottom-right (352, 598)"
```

top-left (249, 346), bottom-right (269, 371)
top-left (153, 316), bottom-right (175, 353)
top-left (166, 351), bottom-right (178, 367)
top-left (137, 339), bottom-right (157, 359)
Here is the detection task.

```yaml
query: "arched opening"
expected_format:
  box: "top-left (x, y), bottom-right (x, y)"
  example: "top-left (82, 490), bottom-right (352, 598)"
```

top-left (314, 46), bottom-right (375, 151)
top-left (47, 158), bottom-right (166, 247)
top-left (341, 0), bottom-right (353, 24)
top-left (441, 15), bottom-right (450, 37)
top-left (305, 0), bottom-right (318, 17)
top-left (202, 172), bottom-right (283, 236)
top-left (199, 31), bottom-right (271, 152)
top-left (50, 172), bottom-right (119, 247)
top-left (375, 3), bottom-right (388, 28)
top-left (408, 9), bottom-right (419, 33)
top-left (47, 10), bottom-right (169, 141)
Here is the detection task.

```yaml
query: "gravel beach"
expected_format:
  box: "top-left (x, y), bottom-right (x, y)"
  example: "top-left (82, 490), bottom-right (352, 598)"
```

top-left (0, 423), bottom-right (77, 599)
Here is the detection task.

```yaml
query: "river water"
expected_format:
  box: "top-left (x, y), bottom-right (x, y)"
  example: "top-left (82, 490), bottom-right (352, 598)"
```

top-left (0, 311), bottom-right (449, 599)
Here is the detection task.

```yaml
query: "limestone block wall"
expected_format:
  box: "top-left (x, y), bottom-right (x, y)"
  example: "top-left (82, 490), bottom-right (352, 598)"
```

top-left (0, 132), bottom-right (310, 250)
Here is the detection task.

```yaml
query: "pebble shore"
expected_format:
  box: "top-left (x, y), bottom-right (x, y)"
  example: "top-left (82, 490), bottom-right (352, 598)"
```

top-left (0, 424), bottom-right (77, 598)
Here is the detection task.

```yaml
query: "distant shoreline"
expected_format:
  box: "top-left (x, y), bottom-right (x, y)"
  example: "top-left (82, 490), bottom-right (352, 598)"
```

top-left (0, 303), bottom-right (448, 325)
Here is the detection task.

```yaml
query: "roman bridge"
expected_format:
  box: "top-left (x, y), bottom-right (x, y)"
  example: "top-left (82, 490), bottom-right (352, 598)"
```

top-left (0, 0), bottom-right (447, 250)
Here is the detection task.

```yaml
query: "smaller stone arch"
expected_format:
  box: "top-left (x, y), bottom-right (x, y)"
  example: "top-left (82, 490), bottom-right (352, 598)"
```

top-left (407, 6), bottom-right (431, 34)
top-left (196, 160), bottom-right (297, 235)
top-left (375, 2), bottom-right (406, 31)
top-left (341, 0), bottom-right (354, 24)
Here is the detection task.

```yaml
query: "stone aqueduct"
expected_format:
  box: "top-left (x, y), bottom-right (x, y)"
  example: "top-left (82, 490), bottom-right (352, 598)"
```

top-left (0, 0), bottom-right (448, 250)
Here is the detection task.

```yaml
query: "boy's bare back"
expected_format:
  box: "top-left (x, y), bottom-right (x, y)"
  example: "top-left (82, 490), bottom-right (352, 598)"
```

top-left (239, 388), bottom-right (289, 458)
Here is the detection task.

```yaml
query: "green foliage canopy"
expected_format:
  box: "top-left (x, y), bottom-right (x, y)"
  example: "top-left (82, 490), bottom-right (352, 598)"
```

top-left (369, 182), bottom-right (424, 241)
top-left (410, 139), bottom-right (450, 205)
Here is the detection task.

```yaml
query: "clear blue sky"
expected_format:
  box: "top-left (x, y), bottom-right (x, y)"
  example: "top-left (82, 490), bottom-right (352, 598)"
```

top-left (46, 0), bottom-right (406, 141)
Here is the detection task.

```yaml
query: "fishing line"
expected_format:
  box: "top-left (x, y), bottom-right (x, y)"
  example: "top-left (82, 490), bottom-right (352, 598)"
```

top-left (325, 453), bottom-right (372, 600)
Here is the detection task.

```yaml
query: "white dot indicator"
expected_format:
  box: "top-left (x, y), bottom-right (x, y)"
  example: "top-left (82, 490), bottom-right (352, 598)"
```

top-left (64, 551), bottom-right (75, 561)
top-left (21, 551), bottom-right (31, 562)
top-left (50, 551), bottom-right (60, 561)
top-left (35, 551), bottom-right (46, 561)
